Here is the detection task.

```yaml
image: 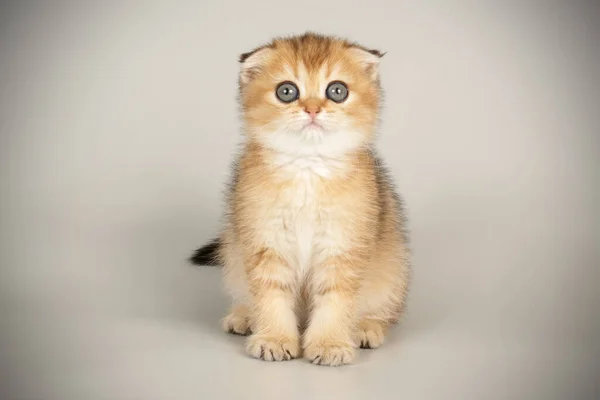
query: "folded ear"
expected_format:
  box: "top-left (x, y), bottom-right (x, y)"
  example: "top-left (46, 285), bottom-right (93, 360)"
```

top-left (348, 46), bottom-right (385, 80)
top-left (239, 46), bottom-right (273, 85)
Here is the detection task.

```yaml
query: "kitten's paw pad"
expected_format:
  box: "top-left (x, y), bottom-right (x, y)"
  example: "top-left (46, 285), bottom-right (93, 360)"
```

top-left (304, 342), bottom-right (356, 366)
top-left (358, 321), bottom-right (385, 349)
top-left (222, 312), bottom-right (251, 336)
top-left (246, 335), bottom-right (300, 362)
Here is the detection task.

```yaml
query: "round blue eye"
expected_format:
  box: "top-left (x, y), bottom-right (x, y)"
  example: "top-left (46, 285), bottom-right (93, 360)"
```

top-left (276, 82), bottom-right (299, 103)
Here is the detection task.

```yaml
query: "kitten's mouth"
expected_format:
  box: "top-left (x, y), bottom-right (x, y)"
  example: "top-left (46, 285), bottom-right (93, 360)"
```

top-left (303, 120), bottom-right (324, 130)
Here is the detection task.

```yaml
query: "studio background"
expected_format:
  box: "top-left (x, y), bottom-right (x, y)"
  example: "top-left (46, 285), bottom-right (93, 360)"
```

top-left (1, 2), bottom-right (598, 399)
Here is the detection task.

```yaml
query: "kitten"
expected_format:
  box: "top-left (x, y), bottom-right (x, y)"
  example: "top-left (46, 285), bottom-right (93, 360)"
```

top-left (190, 33), bottom-right (411, 366)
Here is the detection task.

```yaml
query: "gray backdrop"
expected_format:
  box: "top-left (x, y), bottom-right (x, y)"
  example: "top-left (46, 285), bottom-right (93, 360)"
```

top-left (1, 2), bottom-right (598, 399)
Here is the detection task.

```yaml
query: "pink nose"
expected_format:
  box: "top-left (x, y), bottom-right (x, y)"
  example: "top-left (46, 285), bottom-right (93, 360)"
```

top-left (304, 106), bottom-right (321, 119)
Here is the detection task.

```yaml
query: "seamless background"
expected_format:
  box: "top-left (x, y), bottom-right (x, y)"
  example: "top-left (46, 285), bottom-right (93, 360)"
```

top-left (1, 2), bottom-right (598, 399)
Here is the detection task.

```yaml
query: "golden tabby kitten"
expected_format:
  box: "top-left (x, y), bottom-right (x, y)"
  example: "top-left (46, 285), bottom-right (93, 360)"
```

top-left (191, 32), bottom-right (411, 366)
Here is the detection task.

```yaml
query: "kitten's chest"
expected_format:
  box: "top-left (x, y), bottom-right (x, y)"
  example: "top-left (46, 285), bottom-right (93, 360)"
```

top-left (262, 163), bottom-right (334, 269)
top-left (269, 156), bottom-right (337, 219)
top-left (275, 170), bottom-right (325, 235)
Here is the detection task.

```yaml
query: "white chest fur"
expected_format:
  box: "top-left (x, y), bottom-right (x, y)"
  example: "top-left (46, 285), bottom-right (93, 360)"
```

top-left (258, 155), bottom-right (345, 277)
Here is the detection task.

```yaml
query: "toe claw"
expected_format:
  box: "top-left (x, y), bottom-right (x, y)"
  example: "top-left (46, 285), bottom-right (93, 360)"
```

top-left (246, 336), bottom-right (299, 362)
top-left (304, 342), bottom-right (356, 366)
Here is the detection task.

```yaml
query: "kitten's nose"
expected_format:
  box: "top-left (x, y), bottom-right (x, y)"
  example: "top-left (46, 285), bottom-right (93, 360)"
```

top-left (304, 105), bottom-right (321, 119)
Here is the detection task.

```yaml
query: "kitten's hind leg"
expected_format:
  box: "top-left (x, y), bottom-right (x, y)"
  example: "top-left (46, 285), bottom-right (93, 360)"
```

top-left (355, 281), bottom-right (406, 349)
top-left (221, 235), bottom-right (254, 336)
top-left (357, 318), bottom-right (388, 349)
top-left (356, 256), bottom-right (410, 349)
top-left (222, 304), bottom-right (252, 336)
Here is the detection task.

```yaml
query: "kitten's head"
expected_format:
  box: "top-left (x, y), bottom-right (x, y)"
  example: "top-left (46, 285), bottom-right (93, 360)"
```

top-left (238, 33), bottom-right (384, 156)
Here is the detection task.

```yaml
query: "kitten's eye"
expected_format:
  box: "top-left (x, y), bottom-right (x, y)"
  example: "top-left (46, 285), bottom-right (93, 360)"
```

top-left (326, 81), bottom-right (349, 103)
top-left (276, 82), bottom-right (299, 103)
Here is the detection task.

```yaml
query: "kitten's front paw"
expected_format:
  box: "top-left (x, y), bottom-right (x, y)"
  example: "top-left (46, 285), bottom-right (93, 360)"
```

top-left (245, 335), bottom-right (300, 362)
top-left (304, 341), bottom-right (356, 366)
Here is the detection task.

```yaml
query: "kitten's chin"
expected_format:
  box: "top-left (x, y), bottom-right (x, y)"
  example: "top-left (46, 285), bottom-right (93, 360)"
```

top-left (300, 124), bottom-right (326, 136)
top-left (302, 121), bottom-right (325, 132)
top-left (259, 128), bottom-right (367, 158)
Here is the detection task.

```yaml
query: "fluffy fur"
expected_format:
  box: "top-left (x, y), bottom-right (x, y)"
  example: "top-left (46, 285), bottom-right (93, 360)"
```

top-left (191, 33), bottom-right (411, 366)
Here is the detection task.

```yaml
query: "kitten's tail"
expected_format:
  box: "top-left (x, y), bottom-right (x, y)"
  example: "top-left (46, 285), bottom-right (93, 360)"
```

top-left (189, 237), bottom-right (221, 266)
